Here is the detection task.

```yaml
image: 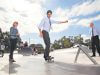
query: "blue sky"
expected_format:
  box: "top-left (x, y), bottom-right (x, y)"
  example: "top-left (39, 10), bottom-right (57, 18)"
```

top-left (22, 0), bottom-right (100, 44)
top-left (0, 0), bottom-right (100, 44)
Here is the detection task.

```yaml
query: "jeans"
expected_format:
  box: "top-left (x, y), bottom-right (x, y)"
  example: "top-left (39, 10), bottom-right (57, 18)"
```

top-left (9, 38), bottom-right (17, 59)
top-left (42, 30), bottom-right (50, 60)
top-left (91, 35), bottom-right (100, 56)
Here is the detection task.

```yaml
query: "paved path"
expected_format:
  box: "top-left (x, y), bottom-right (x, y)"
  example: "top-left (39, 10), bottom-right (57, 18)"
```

top-left (9, 55), bottom-right (100, 75)
top-left (0, 54), bottom-right (9, 75)
top-left (0, 48), bottom-right (100, 75)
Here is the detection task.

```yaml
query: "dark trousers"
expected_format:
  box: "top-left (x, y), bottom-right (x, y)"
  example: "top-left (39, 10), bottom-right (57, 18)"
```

top-left (91, 35), bottom-right (100, 56)
top-left (42, 30), bottom-right (50, 59)
top-left (9, 39), bottom-right (17, 59)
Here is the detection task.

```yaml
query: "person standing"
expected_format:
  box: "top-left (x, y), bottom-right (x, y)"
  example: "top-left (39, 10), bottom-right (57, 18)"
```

top-left (0, 28), bottom-right (4, 57)
top-left (0, 28), bottom-right (4, 41)
top-left (9, 21), bottom-right (19, 62)
top-left (90, 22), bottom-right (100, 57)
top-left (38, 10), bottom-right (68, 61)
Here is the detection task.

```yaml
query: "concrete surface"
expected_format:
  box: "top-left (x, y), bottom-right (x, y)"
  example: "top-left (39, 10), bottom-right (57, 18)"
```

top-left (0, 48), bottom-right (100, 75)
top-left (0, 54), bottom-right (9, 75)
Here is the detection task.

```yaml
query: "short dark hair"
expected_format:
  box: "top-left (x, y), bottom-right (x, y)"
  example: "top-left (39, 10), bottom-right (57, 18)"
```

top-left (47, 10), bottom-right (52, 14)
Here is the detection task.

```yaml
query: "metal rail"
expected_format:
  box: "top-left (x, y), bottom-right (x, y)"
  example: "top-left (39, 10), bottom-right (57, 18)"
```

top-left (74, 45), bottom-right (98, 65)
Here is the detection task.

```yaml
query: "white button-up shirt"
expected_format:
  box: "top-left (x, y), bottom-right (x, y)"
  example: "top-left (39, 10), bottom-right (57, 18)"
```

top-left (38, 16), bottom-right (60, 32)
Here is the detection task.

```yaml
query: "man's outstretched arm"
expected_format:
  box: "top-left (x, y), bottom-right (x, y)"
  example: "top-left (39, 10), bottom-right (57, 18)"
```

top-left (59, 20), bottom-right (68, 24)
top-left (52, 20), bottom-right (68, 24)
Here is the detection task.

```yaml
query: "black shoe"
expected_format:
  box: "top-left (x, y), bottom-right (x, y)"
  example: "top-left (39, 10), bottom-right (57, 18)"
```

top-left (91, 55), bottom-right (96, 57)
top-left (44, 58), bottom-right (47, 61)
top-left (47, 56), bottom-right (54, 60)
top-left (12, 59), bottom-right (16, 62)
top-left (9, 59), bottom-right (16, 62)
top-left (44, 57), bottom-right (47, 61)
top-left (44, 56), bottom-right (50, 61)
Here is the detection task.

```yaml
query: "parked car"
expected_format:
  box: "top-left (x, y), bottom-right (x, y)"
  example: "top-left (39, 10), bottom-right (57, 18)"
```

top-left (30, 44), bottom-right (54, 54)
top-left (35, 44), bottom-right (44, 54)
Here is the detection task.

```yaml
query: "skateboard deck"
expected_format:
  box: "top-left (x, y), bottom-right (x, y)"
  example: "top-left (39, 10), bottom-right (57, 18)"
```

top-left (46, 56), bottom-right (54, 63)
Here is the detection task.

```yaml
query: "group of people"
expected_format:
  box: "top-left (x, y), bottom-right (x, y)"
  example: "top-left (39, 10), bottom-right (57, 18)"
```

top-left (9, 10), bottom-right (68, 62)
top-left (0, 10), bottom-right (99, 62)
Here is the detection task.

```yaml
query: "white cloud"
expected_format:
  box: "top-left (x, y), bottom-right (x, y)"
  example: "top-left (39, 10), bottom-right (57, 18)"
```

top-left (68, 0), bottom-right (100, 17)
top-left (0, 0), bottom-right (100, 37)
top-left (77, 15), bottom-right (100, 27)
top-left (77, 0), bottom-right (100, 16)
top-left (55, 0), bottom-right (100, 18)
top-left (53, 0), bottom-right (100, 29)
top-left (0, 0), bottom-right (45, 36)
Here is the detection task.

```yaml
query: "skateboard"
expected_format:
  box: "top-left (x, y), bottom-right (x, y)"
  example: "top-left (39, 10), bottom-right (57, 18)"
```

top-left (46, 56), bottom-right (54, 63)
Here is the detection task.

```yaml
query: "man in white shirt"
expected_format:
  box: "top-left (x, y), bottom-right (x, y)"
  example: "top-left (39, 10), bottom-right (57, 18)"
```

top-left (38, 10), bottom-right (68, 61)
top-left (90, 22), bottom-right (100, 57)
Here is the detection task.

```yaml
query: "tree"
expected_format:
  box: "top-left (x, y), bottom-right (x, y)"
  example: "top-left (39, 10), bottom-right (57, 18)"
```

top-left (52, 36), bottom-right (73, 49)
top-left (63, 38), bottom-right (72, 48)
top-left (3, 32), bottom-right (10, 52)
top-left (74, 35), bottom-right (83, 44)
top-left (0, 28), bottom-right (4, 41)
top-left (52, 40), bottom-right (61, 49)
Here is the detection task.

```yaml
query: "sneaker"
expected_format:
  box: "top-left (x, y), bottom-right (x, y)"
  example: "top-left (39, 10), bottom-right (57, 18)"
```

top-left (9, 59), bottom-right (16, 62)
top-left (12, 59), bottom-right (16, 62)
top-left (91, 55), bottom-right (96, 57)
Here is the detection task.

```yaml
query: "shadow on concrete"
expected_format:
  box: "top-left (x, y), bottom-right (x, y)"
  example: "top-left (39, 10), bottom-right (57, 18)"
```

top-left (9, 63), bottom-right (21, 74)
top-left (0, 64), bottom-right (9, 74)
top-left (0, 56), bottom-right (3, 58)
top-left (68, 48), bottom-right (92, 54)
top-left (44, 61), bottom-right (100, 75)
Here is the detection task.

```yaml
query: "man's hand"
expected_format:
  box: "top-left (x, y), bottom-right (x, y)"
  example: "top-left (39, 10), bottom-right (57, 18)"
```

top-left (17, 33), bottom-right (20, 36)
top-left (65, 20), bottom-right (68, 23)
top-left (39, 32), bottom-right (43, 37)
top-left (59, 20), bottom-right (68, 24)
top-left (38, 28), bottom-right (43, 37)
